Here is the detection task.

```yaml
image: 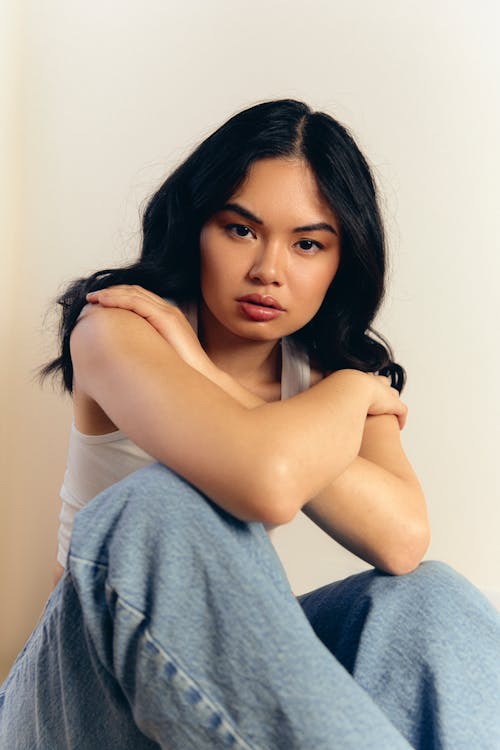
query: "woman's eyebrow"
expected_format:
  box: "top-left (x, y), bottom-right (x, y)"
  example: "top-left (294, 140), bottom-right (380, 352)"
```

top-left (221, 202), bottom-right (338, 236)
top-left (221, 203), bottom-right (263, 225)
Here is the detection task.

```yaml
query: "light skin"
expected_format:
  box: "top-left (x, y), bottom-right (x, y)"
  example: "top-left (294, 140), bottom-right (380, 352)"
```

top-left (53, 157), bottom-right (429, 585)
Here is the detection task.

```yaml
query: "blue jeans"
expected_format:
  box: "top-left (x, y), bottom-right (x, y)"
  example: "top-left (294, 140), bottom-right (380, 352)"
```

top-left (1, 463), bottom-right (499, 749)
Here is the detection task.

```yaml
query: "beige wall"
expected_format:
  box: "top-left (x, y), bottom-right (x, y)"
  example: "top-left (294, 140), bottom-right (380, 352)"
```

top-left (2, 0), bottom-right (499, 679)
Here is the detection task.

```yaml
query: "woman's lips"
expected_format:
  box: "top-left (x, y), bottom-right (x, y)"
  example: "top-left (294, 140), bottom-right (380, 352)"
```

top-left (238, 301), bottom-right (284, 321)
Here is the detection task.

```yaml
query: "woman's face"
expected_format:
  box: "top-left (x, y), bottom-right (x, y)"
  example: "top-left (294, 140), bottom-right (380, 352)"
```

top-left (199, 157), bottom-right (341, 345)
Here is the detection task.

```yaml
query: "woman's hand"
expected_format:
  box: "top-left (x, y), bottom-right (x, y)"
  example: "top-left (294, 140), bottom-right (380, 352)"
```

top-left (85, 285), bottom-right (214, 377)
top-left (366, 373), bottom-right (408, 430)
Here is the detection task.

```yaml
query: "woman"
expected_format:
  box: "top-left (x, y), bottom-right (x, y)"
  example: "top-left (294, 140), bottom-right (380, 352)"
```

top-left (1, 99), bottom-right (499, 749)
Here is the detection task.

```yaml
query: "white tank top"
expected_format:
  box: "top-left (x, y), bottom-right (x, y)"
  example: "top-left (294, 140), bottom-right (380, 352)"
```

top-left (57, 300), bottom-right (311, 567)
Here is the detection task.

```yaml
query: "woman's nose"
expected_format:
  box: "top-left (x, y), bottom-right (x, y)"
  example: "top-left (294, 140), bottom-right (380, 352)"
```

top-left (248, 242), bottom-right (286, 286)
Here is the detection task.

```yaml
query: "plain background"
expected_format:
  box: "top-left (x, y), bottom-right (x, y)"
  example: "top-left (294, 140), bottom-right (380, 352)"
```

top-left (1, 0), bottom-right (499, 680)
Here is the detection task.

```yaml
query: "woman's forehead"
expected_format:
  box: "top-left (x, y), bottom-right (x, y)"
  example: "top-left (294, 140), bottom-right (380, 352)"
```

top-left (224, 158), bottom-right (338, 227)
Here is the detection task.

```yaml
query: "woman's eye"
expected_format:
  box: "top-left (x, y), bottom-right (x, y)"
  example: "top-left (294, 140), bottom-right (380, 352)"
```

top-left (296, 239), bottom-right (323, 253)
top-left (226, 224), bottom-right (253, 238)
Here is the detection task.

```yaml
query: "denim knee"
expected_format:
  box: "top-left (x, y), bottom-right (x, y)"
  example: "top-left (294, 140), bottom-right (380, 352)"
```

top-left (390, 560), bottom-right (494, 618)
top-left (68, 461), bottom-right (275, 617)
top-left (70, 463), bottom-right (243, 566)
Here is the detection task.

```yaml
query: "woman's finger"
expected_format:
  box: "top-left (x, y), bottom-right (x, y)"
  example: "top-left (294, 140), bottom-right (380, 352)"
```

top-left (86, 287), bottom-right (174, 312)
top-left (87, 285), bottom-right (169, 303)
top-left (84, 290), bottom-right (180, 332)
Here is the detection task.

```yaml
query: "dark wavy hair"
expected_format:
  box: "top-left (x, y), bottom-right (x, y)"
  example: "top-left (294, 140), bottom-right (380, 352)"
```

top-left (40, 98), bottom-right (406, 393)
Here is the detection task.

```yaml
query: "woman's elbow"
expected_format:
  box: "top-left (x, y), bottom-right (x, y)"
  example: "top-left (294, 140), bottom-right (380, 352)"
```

top-left (380, 520), bottom-right (431, 577)
top-left (243, 455), bottom-right (300, 526)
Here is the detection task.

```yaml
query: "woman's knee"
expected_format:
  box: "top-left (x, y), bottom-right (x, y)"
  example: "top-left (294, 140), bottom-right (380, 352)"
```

top-left (73, 464), bottom-right (212, 543)
top-left (395, 560), bottom-right (483, 606)
top-left (70, 462), bottom-right (261, 574)
top-left (117, 462), bottom-right (205, 512)
top-left (398, 559), bottom-right (461, 598)
top-left (116, 463), bottom-right (255, 542)
top-left (368, 560), bottom-right (498, 637)
top-left (67, 462), bottom-right (280, 628)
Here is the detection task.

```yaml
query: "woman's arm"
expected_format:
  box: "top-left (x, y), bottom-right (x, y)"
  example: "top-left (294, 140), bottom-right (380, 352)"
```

top-left (70, 305), bottom-right (387, 525)
top-left (302, 416), bottom-right (430, 574)
top-left (208, 369), bottom-right (429, 574)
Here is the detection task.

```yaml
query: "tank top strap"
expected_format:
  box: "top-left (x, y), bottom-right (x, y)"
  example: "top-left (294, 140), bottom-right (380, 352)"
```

top-left (280, 336), bottom-right (310, 399)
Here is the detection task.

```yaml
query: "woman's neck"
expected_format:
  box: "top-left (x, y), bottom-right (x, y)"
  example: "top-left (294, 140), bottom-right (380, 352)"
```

top-left (198, 301), bottom-right (282, 390)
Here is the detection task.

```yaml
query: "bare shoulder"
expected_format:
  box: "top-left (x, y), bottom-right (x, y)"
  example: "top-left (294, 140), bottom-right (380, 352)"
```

top-left (72, 303), bottom-right (147, 344)
top-left (71, 308), bottom-right (128, 434)
top-left (70, 305), bottom-right (167, 434)
top-left (70, 304), bottom-right (167, 372)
